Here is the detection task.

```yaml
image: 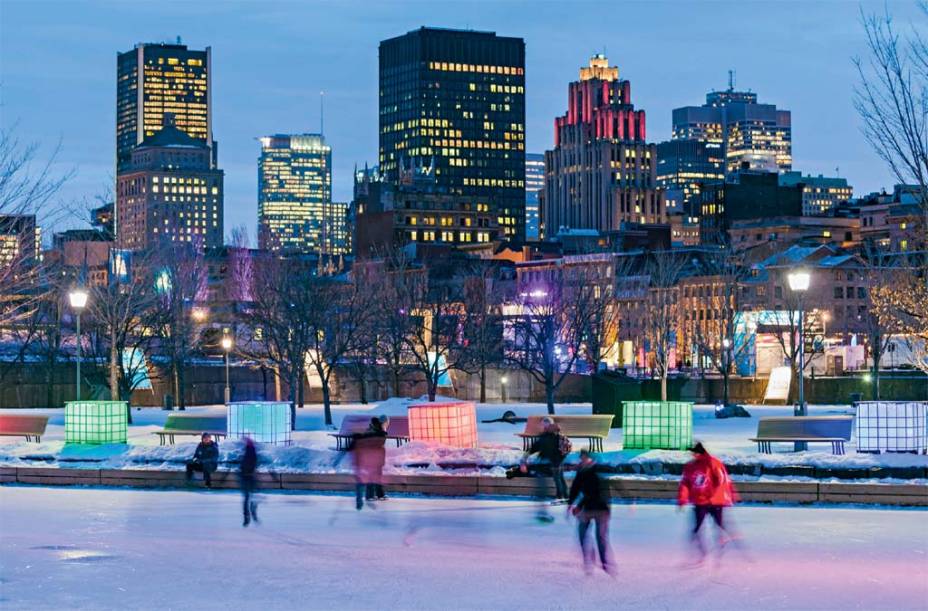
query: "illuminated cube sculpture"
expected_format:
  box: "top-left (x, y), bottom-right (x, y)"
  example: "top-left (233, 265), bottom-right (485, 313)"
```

top-left (227, 402), bottom-right (291, 445)
top-left (855, 401), bottom-right (927, 453)
top-left (408, 401), bottom-right (478, 448)
top-left (622, 401), bottom-right (693, 450)
top-left (65, 401), bottom-right (128, 444)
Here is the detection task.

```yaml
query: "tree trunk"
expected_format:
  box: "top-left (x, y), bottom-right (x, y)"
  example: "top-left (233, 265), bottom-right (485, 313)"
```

top-left (322, 375), bottom-right (333, 426)
top-left (173, 363), bottom-right (182, 410)
top-left (722, 371), bottom-right (730, 407)
top-left (298, 369), bottom-right (305, 408)
top-left (660, 372), bottom-right (668, 402)
top-left (109, 332), bottom-right (119, 402)
top-left (479, 363), bottom-right (486, 404)
top-left (545, 377), bottom-right (555, 415)
top-left (288, 370), bottom-right (298, 430)
top-left (872, 356), bottom-right (880, 401)
top-left (427, 373), bottom-right (437, 402)
top-left (392, 358), bottom-right (401, 397)
top-left (274, 365), bottom-right (282, 401)
top-left (358, 370), bottom-right (368, 404)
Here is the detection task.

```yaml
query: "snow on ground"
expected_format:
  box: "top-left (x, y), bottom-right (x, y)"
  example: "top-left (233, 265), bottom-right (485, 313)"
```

top-left (0, 486), bottom-right (926, 610)
top-left (0, 400), bottom-right (926, 477)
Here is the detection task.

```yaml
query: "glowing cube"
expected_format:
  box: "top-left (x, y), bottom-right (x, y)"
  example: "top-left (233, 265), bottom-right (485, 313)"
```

top-left (622, 401), bottom-right (693, 450)
top-left (227, 401), bottom-right (291, 445)
top-left (408, 401), bottom-right (477, 448)
top-left (855, 401), bottom-right (927, 453)
top-left (65, 401), bottom-right (128, 444)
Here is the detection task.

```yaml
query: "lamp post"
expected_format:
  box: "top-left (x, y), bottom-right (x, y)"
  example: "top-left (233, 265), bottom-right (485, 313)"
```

top-left (500, 375), bottom-right (508, 403)
top-left (68, 287), bottom-right (89, 401)
top-left (787, 269), bottom-right (811, 451)
top-left (221, 335), bottom-right (233, 404)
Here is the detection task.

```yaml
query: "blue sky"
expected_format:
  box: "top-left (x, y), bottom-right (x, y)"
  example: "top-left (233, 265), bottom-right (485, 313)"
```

top-left (0, 0), bottom-right (919, 241)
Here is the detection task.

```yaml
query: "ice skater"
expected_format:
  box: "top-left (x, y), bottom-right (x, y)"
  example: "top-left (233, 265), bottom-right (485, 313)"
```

top-left (240, 436), bottom-right (260, 527)
top-left (185, 433), bottom-right (219, 488)
top-left (677, 442), bottom-right (740, 564)
top-left (567, 450), bottom-right (614, 575)
top-left (346, 416), bottom-right (388, 510)
top-left (521, 417), bottom-right (570, 521)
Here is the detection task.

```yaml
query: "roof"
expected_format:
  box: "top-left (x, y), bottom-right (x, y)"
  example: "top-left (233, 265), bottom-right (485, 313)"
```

top-left (139, 125), bottom-right (204, 149)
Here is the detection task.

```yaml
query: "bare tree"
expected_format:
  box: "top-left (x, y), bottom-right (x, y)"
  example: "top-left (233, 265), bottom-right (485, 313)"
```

top-left (641, 251), bottom-right (686, 401)
top-left (458, 267), bottom-right (505, 403)
top-left (366, 254), bottom-right (419, 398)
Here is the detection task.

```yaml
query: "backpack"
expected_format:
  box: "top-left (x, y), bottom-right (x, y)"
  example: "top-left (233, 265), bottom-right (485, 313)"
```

top-left (557, 433), bottom-right (572, 457)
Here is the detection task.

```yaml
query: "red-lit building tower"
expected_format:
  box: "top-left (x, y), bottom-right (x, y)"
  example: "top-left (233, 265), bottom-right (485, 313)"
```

top-left (542, 55), bottom-right (664, 237)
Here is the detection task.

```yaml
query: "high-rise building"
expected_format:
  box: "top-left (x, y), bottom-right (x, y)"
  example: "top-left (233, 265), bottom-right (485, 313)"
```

top-left (258, 134), bottom-right (345, 254)
top-left (778, 171), bottom-right (853, 216)
top-left (656, 139), bottom-right (724, 213)
top-left (672, 83), bottom-right (791, 177)
top-left (698, 171), bottom-right (802, 242)
top-left (525, 153), bottom-right (544, 240)
top-left (0, 215), bottom-right (40, 267)
top-left (379, 27), bottom-right (526, 241)
top-left (116, 120), bottom-right (223, 250)
top-left (117, 42), bottom-right (213, 171)
top-left (543, 55), bottom-right (665, 235)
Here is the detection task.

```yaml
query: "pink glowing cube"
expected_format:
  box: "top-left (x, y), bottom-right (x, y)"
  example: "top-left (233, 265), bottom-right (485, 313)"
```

top-left (407, 401), bottom-right (478, 448)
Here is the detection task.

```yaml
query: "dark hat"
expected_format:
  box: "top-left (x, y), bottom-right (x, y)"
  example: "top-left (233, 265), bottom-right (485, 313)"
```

top-left (688, 441), bottom-right (706, 454)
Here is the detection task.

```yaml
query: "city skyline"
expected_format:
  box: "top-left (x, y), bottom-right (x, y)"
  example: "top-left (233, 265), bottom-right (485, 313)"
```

top-left (1, 0), bottom-right (920, 239)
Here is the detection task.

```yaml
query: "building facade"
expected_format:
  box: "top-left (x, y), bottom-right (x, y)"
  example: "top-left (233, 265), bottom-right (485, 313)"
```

top-left (379, 27), bottom-right (526, 240)
top-left (525, 153), bottom-right (544, 240)
top-left (117, 42), bottom-right (213, 171)
top-left (116, 123), bottom-right (224, 250)
top-left (656, 138), bottom-right (724, 213)
top-left (672, 86), bottom-right (791, 177)
top-left (698, 171), bottom-right (802, 243)
top-left (258, 134), bottom-right (345, 254)
top-left (543, 55), bottom-right (665, 235)
top-left (778, 171), bottom-right (853, 216)
top-left (0, 215), bottom-right (40, 267)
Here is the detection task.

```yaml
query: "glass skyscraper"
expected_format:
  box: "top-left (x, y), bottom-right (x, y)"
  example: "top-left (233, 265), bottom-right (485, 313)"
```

top-left (525, 153), bottom-right (544, 240)
top-left (258, 134), bottom-right (347, 255)
top-left (117, 42), bottom-right (213, 171)
top-left (379, 27), bottom-right (526, 241)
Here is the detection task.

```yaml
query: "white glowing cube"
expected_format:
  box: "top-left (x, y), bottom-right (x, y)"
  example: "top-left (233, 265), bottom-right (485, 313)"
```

top-left (227, 401), bottom-right (291, 445)
top-left (408, 401), bottom-right (478, 448)
top-left (855, 401), bottom-right (927, 453)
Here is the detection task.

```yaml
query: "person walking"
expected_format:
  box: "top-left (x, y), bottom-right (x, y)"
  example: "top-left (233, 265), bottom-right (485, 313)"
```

top-left (348, 416), bottom-right (388, 510)
top-left (365, 416), bottom-right (389, 500)
top-left (522, 417), bottom-right (570, 521)
top-left (240, 436), bottom-right (259, 527)
top-left (185, 433), bottom-right (219, 488)
top-left (677, 442), bottom-right (739, 563)
top-left (567, 450), bottom-right (614, 575)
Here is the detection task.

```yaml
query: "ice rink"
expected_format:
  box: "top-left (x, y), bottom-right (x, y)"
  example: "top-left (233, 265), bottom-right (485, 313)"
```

top-left (1, 486), bottom-right (926, 610)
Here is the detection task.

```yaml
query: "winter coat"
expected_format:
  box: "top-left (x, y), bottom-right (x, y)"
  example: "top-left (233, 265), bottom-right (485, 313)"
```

top-left (529, 431), bottom-right (564, 466)
top-left (240, 442), bottom-right (258, 476)
top-left (349, 433), bottom-right (387, 485)
top-left (677, 453), bottom-right (739, 507)
top-left (568, 464), bottom-right (611, 512)
top-left (192, 441), bottom-right (219, 473)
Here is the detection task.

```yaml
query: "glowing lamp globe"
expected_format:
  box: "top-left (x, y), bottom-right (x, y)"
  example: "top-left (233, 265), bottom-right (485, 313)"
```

top-left (65, 401), bottom-right (128, 444)
top-left (787, 269), bottom-right (811, 292)
top-left (622, 401), bottom-right (693, 450)
top-left (408, 401), bottom-right (478, 448)
top-left (855, 401), bottom-right (927, 453)
top-left (68, 288), bottom-right (89, 310)
top-left (227, 401), bottom-right (291, 445)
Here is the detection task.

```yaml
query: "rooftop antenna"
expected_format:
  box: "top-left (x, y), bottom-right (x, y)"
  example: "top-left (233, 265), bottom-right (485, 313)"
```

top-left (728, 69), bottom-right (735, 91)
top-left (176, 35), bottom-right (182, 45)
top-left (320, 90), bottom-right (325, 136)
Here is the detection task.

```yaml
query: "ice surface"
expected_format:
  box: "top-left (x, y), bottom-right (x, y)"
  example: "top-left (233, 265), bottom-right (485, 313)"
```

top-left (0, 486), bottom-right (926, 610)
top-left (1, 401), bottom-right (926, 477)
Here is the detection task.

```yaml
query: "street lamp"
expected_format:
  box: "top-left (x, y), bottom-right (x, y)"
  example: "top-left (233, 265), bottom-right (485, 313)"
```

top-left (500, 375), bottom-right (508, 403)
top-left (191, 307), bottom-right (208, 323)
top-left (68, 287), bottom-right (89, 401)
top-left (787, 269), bottom-right (811, 450)
top-left (221, 334), bottom-right (233, 404)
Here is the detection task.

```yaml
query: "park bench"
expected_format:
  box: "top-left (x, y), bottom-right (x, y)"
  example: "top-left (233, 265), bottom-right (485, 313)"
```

top-left (516, 414), bottom-right (614, 453)
top-left (330, 415), bottom-right (410, 451)
top-left (0, 415), bottom-right (49, 442)
top-left (750, 416), bottom-right (854, 455)
top-left (153, 414), bottom-right (227, 445)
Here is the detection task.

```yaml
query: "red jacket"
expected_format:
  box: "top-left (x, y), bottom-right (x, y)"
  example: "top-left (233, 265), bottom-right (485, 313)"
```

top-left (677, 453), bottom-right (738, 507)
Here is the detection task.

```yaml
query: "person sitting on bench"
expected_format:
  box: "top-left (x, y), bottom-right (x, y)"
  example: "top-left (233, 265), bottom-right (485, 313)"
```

top-left (186, 433), bottom-right (219, 488)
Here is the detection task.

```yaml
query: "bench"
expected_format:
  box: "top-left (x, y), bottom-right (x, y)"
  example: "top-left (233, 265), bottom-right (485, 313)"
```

top-left (153, 415), bottom-right (227, 445)
top-left (750, 416), bottom-right (854, 455)
top-left (330, 415), bottom-right (410, 451)
top-left (517, 414), bottom-right (614, 453)
top-left (0, 415), bottom-right (49, 442)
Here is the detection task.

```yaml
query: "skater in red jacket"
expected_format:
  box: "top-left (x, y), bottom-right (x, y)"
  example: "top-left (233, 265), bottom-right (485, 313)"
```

top-left (677, 442), bottom-right (740, 560)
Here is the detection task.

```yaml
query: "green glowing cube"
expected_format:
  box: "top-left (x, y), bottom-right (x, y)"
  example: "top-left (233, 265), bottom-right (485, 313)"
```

top-left (227, 402), bottom-right (291, 445)
top-left (65, 401), bottom-right (128, 444)
top-left (621, 401), bottom-right (693, 450)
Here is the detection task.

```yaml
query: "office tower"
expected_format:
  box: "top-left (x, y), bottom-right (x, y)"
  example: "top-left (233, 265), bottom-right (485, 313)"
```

top-left (116, 118), bottom-right (223, 250)
top-left (0, 215), bottom-right (39, 267)
top-left (379, 27), bottom-right (526, 241)
top-left (656, 139), bottom-right (724, 213)
top-left (543, 55), bottom-right (665, 235)
top-left (258, 134), bottom-right (346, 254)
top-left (525, 153), bottom-right (544, 240)
top-left (698, 171), bottom-right (801, 242)
top-left (779, 171), bottom-right (853, 216)
top-left (117, 42), bottom-right (213, 171)
top-left (672, 79), bottom-right (791, 177)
